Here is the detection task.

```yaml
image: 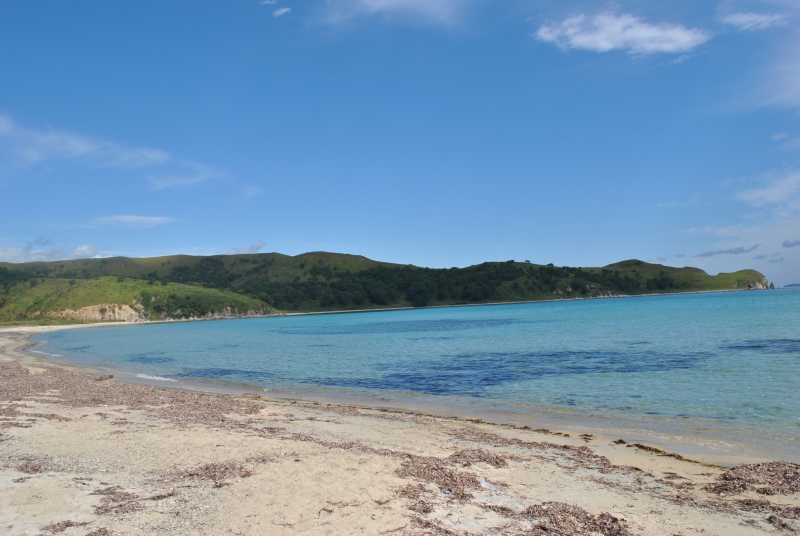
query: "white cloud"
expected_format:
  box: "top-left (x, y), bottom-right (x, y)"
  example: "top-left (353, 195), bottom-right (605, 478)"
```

top-left (536, 12), bottom-right (712, 55)
top-left (0, 114), bottom-right (169, 168)
top-left (260, 0), bottom-right (277, 4)
top-left (93, 215), bottom-right (177, 229)
top-left (0, 237), bottom-right (99, 263)
top-left (146, 163), bottom-right (223, 190)
top-left (721, 12), bottom-right (786, 31)
top-left (273, 7), bottom-right (290, 17)
top-left (737, 170), bottom-right (800, 206)
top-left (761, 39), bottom-right (800, 108)
top-left (772, 132), bottom-right (788, 140)
top-left (0, 114), bottom-right (223, 190)
top-left (226, 241), bottom-right (266, 255)
top-left (324, 0), bottom-right (470, 25)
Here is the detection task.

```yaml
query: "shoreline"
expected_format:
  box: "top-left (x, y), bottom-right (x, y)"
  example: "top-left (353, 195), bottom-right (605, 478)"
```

top-left (1, 329), bottom-right (798, 535)
top-left (14, 323), bottom-right (800, 467)
top-left (0, 285), bottom-right (774, 330)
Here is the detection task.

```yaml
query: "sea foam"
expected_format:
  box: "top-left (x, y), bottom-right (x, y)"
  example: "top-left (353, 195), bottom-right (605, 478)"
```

top-left (136, 374), bottom-right (178, 382)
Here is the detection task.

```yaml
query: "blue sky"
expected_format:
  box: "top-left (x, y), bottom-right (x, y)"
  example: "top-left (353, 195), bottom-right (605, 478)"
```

top-left (1, 0), bottom-right (799, 285)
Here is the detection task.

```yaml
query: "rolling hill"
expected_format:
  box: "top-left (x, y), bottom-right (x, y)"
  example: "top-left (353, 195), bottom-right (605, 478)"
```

top-left (0, 252), bottom-right (770, 324)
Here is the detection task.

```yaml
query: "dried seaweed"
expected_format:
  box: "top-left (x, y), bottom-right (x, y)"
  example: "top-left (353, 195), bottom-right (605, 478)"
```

top-left (705, 462), bottom-right (800, 496)
top-left (0, 359), bottom-right (262, 429)
top-left (40, 520), bottom-right (89, 533)
top-left (90, 486), bottom-right (144, 515)
top-left (448, 427), bottom-right (626, 473)
top-left (520, 502), bottom-right (632, 536)
top-left (396, 454), bottom-right (478, 500)
top-left (735, 499), bottom-right (800, 519)
top-left (15, 455), bottom-right (46, 474)
top-left (173, 461), bottom-right (253, 488)
top-left (85, 529), bottom-right (113, 536)
top-left (767, 515), bottom-right (797, 533)
top-left (625, 443), bottom-right (703, 464)
top-left (446, 449), bottom-right (506, 468)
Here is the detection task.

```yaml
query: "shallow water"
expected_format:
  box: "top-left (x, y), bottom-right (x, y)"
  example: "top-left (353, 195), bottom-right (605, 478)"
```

top-left (34, 289), bottom-right (800, 461)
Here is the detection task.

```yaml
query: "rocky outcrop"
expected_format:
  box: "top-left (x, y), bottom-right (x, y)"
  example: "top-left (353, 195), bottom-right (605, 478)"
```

top-left (45, 304), bottom-right (270, 323)
top-left (743, 277), bottom-right (770, 290)
top-left (47, 304), bottom-right (145, 322)
top-left (167, 308), bottom-right (269, 321)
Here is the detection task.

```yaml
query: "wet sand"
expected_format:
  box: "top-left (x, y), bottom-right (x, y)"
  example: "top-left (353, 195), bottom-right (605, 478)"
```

top-left (1, 327), bottom-right (799, 535)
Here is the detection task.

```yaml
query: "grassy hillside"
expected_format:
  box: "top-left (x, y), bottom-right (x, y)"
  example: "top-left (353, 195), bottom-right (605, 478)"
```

top-left (0, 253), bottom-right (769, 320)
top-left (0, 275), bottom-right (267, 324)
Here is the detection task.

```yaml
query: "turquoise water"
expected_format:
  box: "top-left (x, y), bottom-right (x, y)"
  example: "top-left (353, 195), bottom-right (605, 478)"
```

top-left (33, 289), bottom-right (800, 461)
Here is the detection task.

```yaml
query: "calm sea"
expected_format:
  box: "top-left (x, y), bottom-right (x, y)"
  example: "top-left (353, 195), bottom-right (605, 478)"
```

top-left (32, 289), bottom-right (800, 462)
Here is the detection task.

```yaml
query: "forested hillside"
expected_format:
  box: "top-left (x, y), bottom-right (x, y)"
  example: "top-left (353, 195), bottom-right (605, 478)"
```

top-left (0, 252), bottom-right (769, 321)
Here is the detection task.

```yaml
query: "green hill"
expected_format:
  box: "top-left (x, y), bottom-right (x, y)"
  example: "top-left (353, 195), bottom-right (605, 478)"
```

top-left (0, 253), bottom-right (769, 323)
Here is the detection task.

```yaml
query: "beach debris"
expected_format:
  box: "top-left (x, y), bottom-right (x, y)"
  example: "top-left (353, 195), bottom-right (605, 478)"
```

top-left (476, 476), bottom-right (502, 490)
top-left (40, 519), bottom-right (89, 533)
top-left (90, 486), bottom-right (144, 515)
top-left (396, 455), bottom-right (479, 500)
top-left (612, 439), bottom-right (626, 445)
top-left (766, 514), bottom-right (797, 533)
top-left (625, 443), bottom-right (689, 461)
top-left (705, 462), bottom-right (800, 496)
top-left (446, 448), bottom-right (506, 468)
top-left (173, 461), bottom-right (254, 488)
top-left (447, 427), bottom-right (627, 473)
top-left (85, 529), bottom-right (114, 536)
top-left (520, 502), bottom-right (632, 536)
top-left (735, 498), bottom-right (800, 519)
top-left (14, 455), bottom-right (46, 474)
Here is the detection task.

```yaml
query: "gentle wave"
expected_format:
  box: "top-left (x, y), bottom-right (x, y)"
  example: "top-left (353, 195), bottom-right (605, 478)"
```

top-left (30, 350), bottom-right (63, 357)
top-left (136, 374), bottom-right (178, 382)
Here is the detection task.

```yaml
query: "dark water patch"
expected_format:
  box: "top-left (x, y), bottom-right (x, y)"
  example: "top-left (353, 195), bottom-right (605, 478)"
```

top-left (128, 355), bottom-right (175, 364)
top-left (408, 336), bottom-right (456, 341)
top-left (282, 318), bottom-right (529, 336)
top-left (721, 339), bottom-right (800, 354)
top-left (64, 346), bottom-right (92, 351)
top-left (307, 344), bottom-right (335, 347)
top-left (209, 343), bottom-right (240, 349)
top-left (310, 349), bottom-right (708, 397)
top-left (175, 368), bottom-right (272, 380)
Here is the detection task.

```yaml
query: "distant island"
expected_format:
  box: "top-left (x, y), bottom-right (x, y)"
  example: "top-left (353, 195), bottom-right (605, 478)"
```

top-left (0, 252), bottom-right (771, 325)
top-left (785, 283), bottom-right (800, 288)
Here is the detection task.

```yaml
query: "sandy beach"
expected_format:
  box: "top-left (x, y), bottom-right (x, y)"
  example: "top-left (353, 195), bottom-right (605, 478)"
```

top-left (1, 327), bottom-right (799, 535)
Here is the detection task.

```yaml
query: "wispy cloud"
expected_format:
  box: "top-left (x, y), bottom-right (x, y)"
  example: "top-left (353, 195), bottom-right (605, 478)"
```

top-left (760, 35), bottom-right (800, 108)
top-left (695, 244), bottom-right (759, 257)
top-left (0, 237), bottom-right (99, 263)
top-left (146, 163), bottom-right (222, 190)
top-left (721, 12), bottom-right (786, 31)
top-left (273, 7), bottom-right (290, 17)
top-left (0, 114), bottom-right (223, 190)
top-left (323, 0), bottom-right (471, 25)
top-left (772, 132), bottom-right (788, 141)
top-left (93, 215), bottom-right (177, 229)
top-left (536, 12), bottom-right (712, 55)
top-left (738, 170), bottom-right (800, 207)
top-left (226, 240), bottom-right (266, 255)
top-left (769, 257), bottom-right (785, 263)
top-left (784, 239), bottom-right (800, 248)
top-left (0, 114), bottom-right (168, 168)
